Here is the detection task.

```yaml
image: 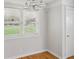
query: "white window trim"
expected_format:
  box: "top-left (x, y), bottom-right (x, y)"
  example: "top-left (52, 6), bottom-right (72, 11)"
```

top-left (4, 8), bottom-right (40, 40)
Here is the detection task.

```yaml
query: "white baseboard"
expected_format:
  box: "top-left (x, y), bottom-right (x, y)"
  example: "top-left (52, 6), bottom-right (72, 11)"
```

top-left (16, 50), bottom-right (46, 58)
top-left (6, 50), bottom-right (63, 59)
top-left (47, 50), bottom-right (62, 59)
top-left (6, 50), bottom-right (46, 59)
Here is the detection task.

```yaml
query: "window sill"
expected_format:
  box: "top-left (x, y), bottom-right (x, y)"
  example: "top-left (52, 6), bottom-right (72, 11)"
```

top-left (4, 33), bottom-right (40, 40)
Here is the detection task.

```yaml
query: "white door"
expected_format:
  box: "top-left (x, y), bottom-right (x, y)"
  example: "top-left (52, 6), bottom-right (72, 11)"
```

top-left (65, 7), bottom-right (74, 58)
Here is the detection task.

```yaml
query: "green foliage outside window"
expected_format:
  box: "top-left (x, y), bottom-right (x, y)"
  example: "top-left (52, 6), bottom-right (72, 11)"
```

top-left (4, 26), bottom-right (21, 35)
top-left (24, 23), bottom-right (36, 33)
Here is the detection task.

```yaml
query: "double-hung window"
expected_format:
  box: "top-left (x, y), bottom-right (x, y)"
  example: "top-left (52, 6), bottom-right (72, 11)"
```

top-left (4, 8), bottom-right (38, 36)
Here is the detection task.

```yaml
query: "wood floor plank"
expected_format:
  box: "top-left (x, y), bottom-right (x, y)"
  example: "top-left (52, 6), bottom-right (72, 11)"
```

top-left (41, 51), bottom-right (58, 59)
top-left (67, 56), bottom-right (74, 59)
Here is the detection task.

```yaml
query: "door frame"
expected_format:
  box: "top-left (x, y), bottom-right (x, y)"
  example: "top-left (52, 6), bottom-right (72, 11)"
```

top-left (62, 6), bottom-right (74, 59)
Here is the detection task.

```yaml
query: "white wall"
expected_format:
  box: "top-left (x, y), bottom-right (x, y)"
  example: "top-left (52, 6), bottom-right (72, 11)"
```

top-left (47, 1), bottom-right (63, 58)
top-left (4, 4), bottom-right (48, 58)
top-left (63, 0), bottom-right (74, 7)
top-left (5, 0), bottom-right (74, 59)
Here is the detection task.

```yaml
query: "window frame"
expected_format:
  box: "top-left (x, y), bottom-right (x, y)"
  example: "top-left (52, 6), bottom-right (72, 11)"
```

top-left (4, 8), bottom-right (40, 39)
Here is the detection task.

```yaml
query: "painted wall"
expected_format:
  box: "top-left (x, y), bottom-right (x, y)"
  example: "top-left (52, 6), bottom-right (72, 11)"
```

top-left (4, 4), bottom-right (48, 58)
top-left (47, 0), bottom-right (74, 58)
top-left (47, 2), bottom-right (63, 58)
top-left (5, 0), bottom-right (74, 59)
top-left (63, 0), bottom-right (74, 7)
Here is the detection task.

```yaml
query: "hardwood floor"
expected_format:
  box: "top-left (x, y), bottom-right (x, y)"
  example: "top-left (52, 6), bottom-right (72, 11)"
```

top-left (17, 51), bottom-right (74, 59)
top-left (17, 51), bottom-right (58, 59)
top-left (67, 56), bottom-right (74, 59)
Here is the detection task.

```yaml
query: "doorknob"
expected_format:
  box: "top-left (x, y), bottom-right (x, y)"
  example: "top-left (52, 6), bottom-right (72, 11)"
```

top-left (67, 35), bottom-right (70, 37)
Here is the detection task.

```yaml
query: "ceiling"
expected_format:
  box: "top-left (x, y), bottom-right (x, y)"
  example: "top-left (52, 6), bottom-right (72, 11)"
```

top-left (4, 0), bottom-right (56, 6)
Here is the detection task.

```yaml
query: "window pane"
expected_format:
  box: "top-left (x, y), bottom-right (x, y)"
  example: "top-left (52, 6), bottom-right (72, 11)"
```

top-left (23, 10), bottom-right (37, 33)
top-left (4, 8), bottom-right (21, 35)
top-left (4, 26), bottom-right (21, 35)
top-left (25, 20), bottom-right (36, 33)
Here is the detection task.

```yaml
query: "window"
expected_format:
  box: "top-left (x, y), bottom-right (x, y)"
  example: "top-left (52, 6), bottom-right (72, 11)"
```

top-left (4, 8), bottom-right (38, 36)
top-left (23, 10), bottom-right (38, 34)
top-left (4, 8), bottom-right (21, 35)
